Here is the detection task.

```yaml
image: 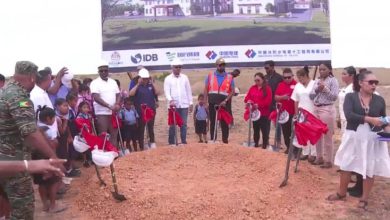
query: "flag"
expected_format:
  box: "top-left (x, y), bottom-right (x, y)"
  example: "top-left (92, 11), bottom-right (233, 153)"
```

top-left (111, 113), bottom-right (122, 129)
top-left (168, 108), bottom-right (184, 127)
top-left (81, 129), bottom-right (118, 154)
top-left (218, 107), bottom-right (233, 125)
top-left (75, 118), bottom-right (92, 133)
top-left (294, 109), bottom-right (328, 146)
top-left (141, 104), bottom-right (155, 123)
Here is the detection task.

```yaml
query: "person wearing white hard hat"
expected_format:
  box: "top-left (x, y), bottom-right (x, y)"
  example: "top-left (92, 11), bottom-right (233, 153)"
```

top-left (47, 66), bottom-right (77, 106)
top-left (90, 60), bottom-right (121, 147)
top-left (129, 68), bottom-right (159, 150)
top-left (164, 58), bottom-right (193, 145)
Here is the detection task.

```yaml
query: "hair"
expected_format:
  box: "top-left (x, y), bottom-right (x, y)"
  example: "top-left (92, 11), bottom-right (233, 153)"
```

top-left (320, 61), bottom-right (333, 76)
top-left (66, 92), bottom-right (78, 102)
top-left (254, 72), bottom-right (268, 97)
top-left (77, 101), bottom-right (90, 114)
top-left (115, 79), bottom-right (120, 88)
top-left (344, 66), bottom-right (357, 76)
top-left (36, 69), bottom-right (51, 84)
top-left (264, 60), bottom-right (275, 67)
top-left (15, 61), bottom-right (38, 76)
top-left (79, 83), bottom-right (90, 93)
top-left (0, 73), bottom-right (5, 82)
top-left (282, 68), bottom-right (293, 74)
top-left (296, 66), bottom-right (310, 77)
top-left (358, 68), bottom-right (368, 74)
top-left (36, 105), bottom-right (56, 123)
top-left (353, 70), bottom-right (373, 92)
top-left (55, 98), bottom-right (67, 107)
top-left (232, 69), bottom-right (240, 74)
top-left (198, 93), bottom-right (204, 99)
top-left (83, 78), bottom-right (93, 85)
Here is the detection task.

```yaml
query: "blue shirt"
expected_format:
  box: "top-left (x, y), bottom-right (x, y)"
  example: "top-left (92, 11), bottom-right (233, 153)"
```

top-left (204, 71), bottom-right (235, 88)
top-left (49, 81), bottom-right (70, 106)
top-left (120, 108), bottom-right (138, 125)
top-left (133, 84), bottom-right (156, 113)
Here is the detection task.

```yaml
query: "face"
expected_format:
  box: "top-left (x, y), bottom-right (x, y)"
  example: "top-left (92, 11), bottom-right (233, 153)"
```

top-left (141, 77), bottom-right (149, 85)
top-left (254, 75), bottom-right (263, 86)
top-left (198, 96), bottom-right (204, 105)
top-left (217, 63), bottom-right (225, 72)
top-left (25, 73), bottom-right (37, 91)
top-left (124, 101), bottom-right (132, 110)
top-left (172, 65), bottom-right (182, 75)
top-left (264, 64), bottom-right (274, 74)
top-left (68, 98), bottom-right (78, 109)
top-left (81, 104), bottom-right (90, 113)
top-left (44, 116), bottom-right (56, 126)
top-left (98, 66), bottom-right (109, 80)
top-left (283, 72), bottom-right (294, 84)
top-left (40, 74), bottom-right (52, 91)
top-left (341, 70), bottom-right (353, 84)
top-left (57, 102), bottom-right (69, 115)
top-left (319, 64), bottom-right (331, 78)
top-left (0, 81), bottom-right (5, 88)
top-left (359, 74), bottom-right (379, 94)
top-left (297, 75), bottom-right (308, 84)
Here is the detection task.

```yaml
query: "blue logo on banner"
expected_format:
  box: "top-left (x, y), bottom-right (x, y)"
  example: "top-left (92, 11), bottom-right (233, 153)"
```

top-left (206, 51), bottom-right (217, 60)
top-left (245, 49), bottom-right (256, 58)
top-left (131, 53), bottom-right (142, 64)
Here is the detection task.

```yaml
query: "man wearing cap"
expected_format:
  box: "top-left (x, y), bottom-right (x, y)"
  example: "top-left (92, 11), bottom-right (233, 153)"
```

top-left (90, 61), bottom-right (121, 147)
top-left (204, 58), bottom-right (235, 144)
top-left (164, 58), bottom-right (193, 145)
top-left (0, 61), bottom-right (63, 219)
top-left (129, 68), bottom-right (159, 149)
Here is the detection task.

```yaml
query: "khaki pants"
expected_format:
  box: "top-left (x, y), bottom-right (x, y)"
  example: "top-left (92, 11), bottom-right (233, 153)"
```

top-left (96, 115), bottom-right (118, 148)
top-left (314, 105), bottom-right (336, 163)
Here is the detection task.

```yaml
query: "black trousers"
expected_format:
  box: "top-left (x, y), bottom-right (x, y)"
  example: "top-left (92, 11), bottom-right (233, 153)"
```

top-left (281, 115), bottom-right (293, 148)
top-left (209, 104), bottom-right (229, 143)
top-left (253, 116), bottom-right (270, 148)
top-left (138, 117), bottom-right (155, 150)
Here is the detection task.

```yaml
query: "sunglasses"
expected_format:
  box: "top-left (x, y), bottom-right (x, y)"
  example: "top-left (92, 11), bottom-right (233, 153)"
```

top-left (364, 80), bottom-right (379, 85)
top-left (284, 76), bottom-right (293, 79)
top-left (173, 66), bottom-right (182, 69)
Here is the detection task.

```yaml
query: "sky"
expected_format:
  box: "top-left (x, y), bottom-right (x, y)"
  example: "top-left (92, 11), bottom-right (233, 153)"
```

top-left (0, 0), bottom-right (389, 77)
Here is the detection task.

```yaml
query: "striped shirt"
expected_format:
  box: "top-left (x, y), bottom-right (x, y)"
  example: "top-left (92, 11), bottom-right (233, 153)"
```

top-left (309, 76), bottom-right (339, 106)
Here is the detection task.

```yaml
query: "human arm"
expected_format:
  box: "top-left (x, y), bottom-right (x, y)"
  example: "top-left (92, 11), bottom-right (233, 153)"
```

top-left (274, 84), bottom-right (289, 102)
top-left (185, 76), bottom-right (193, 112)
top-left (129, 78), bottom-right (141, 96)
top-left (344, 93), bottom-right (384, 127)
top-left (0, 159), bottom-right (66, 178)
top-left (164, 76), bottom-right (173, 104)
top-left (309, 80), bottom-right (319, 100)
top-left (220, 79), bottom-right (235, 106)
top-left (47, 67), bottom-right (67, 95)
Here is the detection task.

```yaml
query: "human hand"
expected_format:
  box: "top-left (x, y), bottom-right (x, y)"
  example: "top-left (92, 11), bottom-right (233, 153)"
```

top-left (56, 67), bottom-right (68, 79)
top-left (317, 81), bottom-right (325, 91)
top-left (27, 159), bottom-right (67, 177)
top-left (137, 77), bottom-right (142, 85)
top-left (189, 104), bottom-right (193, 113)
top-left (369, 117), bottom-right (385, 127)
top-left (220, 100), bottom-right (227, 107)
top-left (253, 104), bottom-right (259, 109)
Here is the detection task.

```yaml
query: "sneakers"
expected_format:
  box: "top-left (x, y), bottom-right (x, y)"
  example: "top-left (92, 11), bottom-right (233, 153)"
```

top-left (150, 142), bottom-right (157, 149)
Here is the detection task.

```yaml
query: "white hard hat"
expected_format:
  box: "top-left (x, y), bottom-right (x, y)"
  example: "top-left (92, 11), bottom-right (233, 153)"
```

top-left (91, 148), bottom-right (117, 167)
top-left (98, 59), bottom-right (109, 68)
top-left (138, 68), bottom-right (150, 78)
top-left (61, 71), bottom-right (73, 88)
top-left (278, 110), bottom-right (290, 124)
top-left (73, 136), bottom-right (90, 153)
top-left (171, 58), bottom-right (183, 66)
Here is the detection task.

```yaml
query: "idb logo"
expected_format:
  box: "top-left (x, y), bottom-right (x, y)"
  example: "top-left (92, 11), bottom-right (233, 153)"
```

top-left (131, 53), bottom-right (158, 64)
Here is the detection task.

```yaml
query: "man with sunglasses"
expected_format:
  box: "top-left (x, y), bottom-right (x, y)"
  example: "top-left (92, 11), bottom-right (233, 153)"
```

top-left (90, 60), bottom-right (121, 147)
top-left (164, 58), bottom-right (193, 145)
top-left (204, 58), bottom-right (235, 144)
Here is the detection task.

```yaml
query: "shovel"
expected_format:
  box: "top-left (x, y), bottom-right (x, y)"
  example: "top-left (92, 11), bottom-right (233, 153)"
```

top-left (115, 114), bottom-right (130, 156)
top-left (109, 163), bottom-right (127, 201)
top-left (271, 103), bottom-right (282, 152)
top-left (243, 103), bottom-right (255, 147)
top-left (91, 120), bottom-right (107, 187)
top-left (212, 104), bottom-right (220, 143)
top-left (280, 110), bottom-right (302, 188)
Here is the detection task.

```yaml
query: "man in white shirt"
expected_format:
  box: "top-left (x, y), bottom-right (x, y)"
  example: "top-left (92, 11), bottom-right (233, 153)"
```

top-left (90, 60), bottom-right (121, 147)
top-left (30, 68), bottom-right (58, 140)
top-left (164, 58), bottom-right (193, 145)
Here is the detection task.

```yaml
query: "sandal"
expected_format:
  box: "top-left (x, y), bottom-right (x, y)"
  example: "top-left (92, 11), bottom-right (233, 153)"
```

top-left (357, 200), bottom-right (368, 211)
top-left (308, 156), bottom-right (316, 163)
top-left (327, 192), bottom-right (346, 201)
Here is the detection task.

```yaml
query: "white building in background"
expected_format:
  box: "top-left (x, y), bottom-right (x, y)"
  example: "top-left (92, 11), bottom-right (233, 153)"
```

top-left (233, 0), bottom-right (298, 15)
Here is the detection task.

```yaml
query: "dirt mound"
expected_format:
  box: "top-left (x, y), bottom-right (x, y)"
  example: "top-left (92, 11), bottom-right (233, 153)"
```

top-left (75, 144), bottom-right (328, 220)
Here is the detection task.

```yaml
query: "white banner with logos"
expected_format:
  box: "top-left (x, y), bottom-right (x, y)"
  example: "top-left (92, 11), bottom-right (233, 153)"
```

top-left (102, 44), bottom-right (331, 68)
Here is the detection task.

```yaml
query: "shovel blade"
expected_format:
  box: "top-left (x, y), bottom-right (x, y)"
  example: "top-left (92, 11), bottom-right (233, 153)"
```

top-left (279, 179), bottom-right (288, 188)
top-left (112, 192), bottom-right (127, 201)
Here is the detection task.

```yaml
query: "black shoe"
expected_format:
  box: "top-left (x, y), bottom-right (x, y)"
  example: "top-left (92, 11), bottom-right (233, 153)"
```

top-left (66, 169), bottom-right (81, 177)
top-left (348, 188), bottom-right (363, 198)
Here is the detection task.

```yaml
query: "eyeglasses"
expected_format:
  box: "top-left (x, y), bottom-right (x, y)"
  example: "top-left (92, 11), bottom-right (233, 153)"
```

top-left (364, 80), bottom-right (379, 85)
top-left (173, 66), bottom-right (182, 69)
top-left (284, 76), bottom-right (293, 79)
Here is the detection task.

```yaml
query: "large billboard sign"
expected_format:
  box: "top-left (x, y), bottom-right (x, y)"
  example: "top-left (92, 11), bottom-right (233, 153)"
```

top-left (101, 0), bottom-right (331, 68)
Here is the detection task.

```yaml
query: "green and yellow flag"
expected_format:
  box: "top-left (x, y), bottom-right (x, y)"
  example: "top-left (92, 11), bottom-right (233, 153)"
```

top-left (19, 100), bottom-right (31, 108)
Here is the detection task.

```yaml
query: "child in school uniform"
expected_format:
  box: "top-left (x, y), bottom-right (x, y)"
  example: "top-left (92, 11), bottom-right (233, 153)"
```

top-left (119, 98), bottom-right (139, 151)
top-left (76, 101), bottom-right (94, 167)
top-left (193, 94), bottom-right (209, 143)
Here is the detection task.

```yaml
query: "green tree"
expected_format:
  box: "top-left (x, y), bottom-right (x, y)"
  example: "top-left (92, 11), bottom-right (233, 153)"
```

top-left (101, 0), bottom-right (120, 28)
top-left (265, 3), bottom-right (275, 13)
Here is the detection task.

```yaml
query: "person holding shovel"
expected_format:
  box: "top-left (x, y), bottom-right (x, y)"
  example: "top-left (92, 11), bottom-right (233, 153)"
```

top-left (164, 58), bottom-right (193, 145)
top-left (203, 58), bottom-right (235, 144)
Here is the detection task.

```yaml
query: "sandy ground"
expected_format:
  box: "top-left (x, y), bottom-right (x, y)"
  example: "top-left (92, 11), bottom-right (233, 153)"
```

top-left (32, 68), bottom-right (390, 219)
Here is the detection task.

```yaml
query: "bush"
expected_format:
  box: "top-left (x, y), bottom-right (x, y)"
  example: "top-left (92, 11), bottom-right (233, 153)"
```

top-left (155, 72), bottom-right (170, 81)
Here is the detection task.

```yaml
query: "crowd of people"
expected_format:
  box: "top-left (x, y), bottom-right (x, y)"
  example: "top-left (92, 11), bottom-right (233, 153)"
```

top-left (1, 58), bottom-right (390, 219)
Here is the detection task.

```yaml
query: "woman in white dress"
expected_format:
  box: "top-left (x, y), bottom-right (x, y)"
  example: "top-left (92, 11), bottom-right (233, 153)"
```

top-left (327, 70), bottom-right (390, 210)
top-left (338, 66), bottom-right (356, 132)
top-left (291, 66), bottom-right (317, 162)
